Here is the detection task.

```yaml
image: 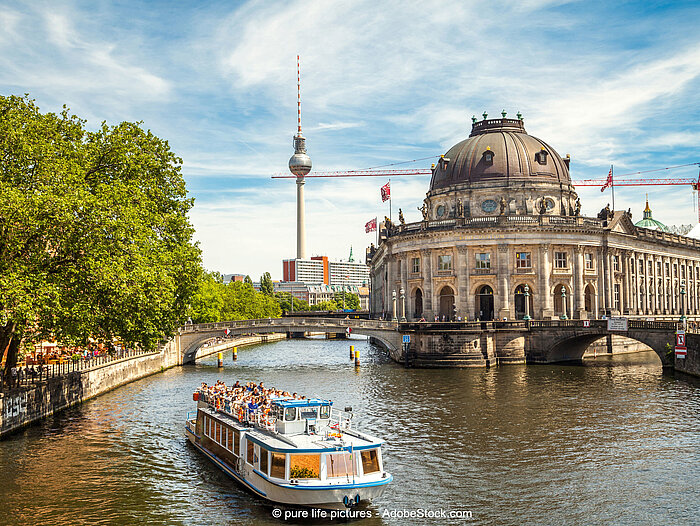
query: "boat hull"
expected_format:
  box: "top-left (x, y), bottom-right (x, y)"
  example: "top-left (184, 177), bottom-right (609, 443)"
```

top-left (185, 424), bottom-right (391, 510)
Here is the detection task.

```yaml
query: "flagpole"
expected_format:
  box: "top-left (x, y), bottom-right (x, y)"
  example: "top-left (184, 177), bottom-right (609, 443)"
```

top-left (375, 216), bottom-right (378, 246)
top-left (389, 179), bottom-right (392, 223)
top-left (611, 164), bottom-right (615, 211)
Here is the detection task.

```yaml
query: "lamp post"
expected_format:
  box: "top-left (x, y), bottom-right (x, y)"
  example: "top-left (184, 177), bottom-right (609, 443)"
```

top-left (680, 279), bottom-right (687, 327)
top-left (523, 284), bottom-right (532, 321)
top-left (560, 286), bottom-right (568, 320)
top-left (400, 288), bottom-right (406, 322)
top-left (392, 290), bottom-right (398, 321)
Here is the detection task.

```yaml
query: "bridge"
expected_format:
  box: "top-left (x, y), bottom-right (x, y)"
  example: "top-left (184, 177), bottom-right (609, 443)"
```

top-left (176, 317), bottom-right (682, 368)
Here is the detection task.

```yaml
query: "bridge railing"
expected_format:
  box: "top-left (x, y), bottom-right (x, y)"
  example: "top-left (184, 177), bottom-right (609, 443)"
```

top-left (182, 317), bottom-right (398, 333)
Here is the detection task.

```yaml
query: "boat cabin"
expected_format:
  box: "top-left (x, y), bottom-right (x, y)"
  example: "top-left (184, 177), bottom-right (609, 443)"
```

top-left (272, 398), bottom-right (332, 435)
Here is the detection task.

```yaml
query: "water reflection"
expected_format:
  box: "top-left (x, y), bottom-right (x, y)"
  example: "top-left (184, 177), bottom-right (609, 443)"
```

top-left (0, 339), bottom-right (697, 525)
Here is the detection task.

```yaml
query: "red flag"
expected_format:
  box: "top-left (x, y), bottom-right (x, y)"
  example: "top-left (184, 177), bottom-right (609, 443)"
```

top-left (380, 181), bottom-right (391, 202)
top-left (601, 168), bottom-right (612, 192)
top-left (365, 218), bottom-right (377, 232)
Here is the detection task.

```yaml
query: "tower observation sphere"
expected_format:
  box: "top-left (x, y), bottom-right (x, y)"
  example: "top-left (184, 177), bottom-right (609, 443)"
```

top-left (289, 134), bottom-right (312, 177)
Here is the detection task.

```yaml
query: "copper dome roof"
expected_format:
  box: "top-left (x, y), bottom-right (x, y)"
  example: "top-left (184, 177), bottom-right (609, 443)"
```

top-left (429, 117), bottom-right (571, 191)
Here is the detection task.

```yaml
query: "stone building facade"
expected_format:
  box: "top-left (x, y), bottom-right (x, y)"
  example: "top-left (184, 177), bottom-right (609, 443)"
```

top-left (369, 116), bottom-right (700, 322)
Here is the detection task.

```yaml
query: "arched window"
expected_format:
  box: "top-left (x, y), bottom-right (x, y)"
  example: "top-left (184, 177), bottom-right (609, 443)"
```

top-left (414, 288), bottom-right (423, 319)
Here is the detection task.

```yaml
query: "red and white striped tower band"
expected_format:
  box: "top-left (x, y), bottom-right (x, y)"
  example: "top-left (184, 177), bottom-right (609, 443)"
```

top-left (288, 55), bottom-right (312, 260)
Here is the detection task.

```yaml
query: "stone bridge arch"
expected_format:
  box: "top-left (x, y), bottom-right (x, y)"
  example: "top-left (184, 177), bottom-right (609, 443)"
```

top-left (532, 329), bottom-right (674, 367)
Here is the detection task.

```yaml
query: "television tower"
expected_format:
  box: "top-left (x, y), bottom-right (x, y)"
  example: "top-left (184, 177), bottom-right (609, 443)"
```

top-left (288, 55), bottom-right (312, 260)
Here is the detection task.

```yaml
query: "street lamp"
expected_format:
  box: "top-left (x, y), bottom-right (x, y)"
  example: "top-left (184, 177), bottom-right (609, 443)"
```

top-left (560, 286), bottom-right (568, 320)
top-left (680, 279), bottom-right (687, 326)
top-left (392, 290), bottom-right (398, 321)
top-left (523, 284), bottom-right (532, 321)
top-left (400, 287), bottom-right (406, 322)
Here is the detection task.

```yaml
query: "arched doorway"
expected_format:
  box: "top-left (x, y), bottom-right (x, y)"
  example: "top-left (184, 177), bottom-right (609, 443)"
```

top-left (438, 286), bottom-right (455, 320)
top-left (477, 285), bottom-right (494, 321)
top-left (553, 284), bottom-right (571, 317)
top-left (514, 285), bottom-right (534, 320)
top-left (584, 284), bottom-right (595, 316)
top-left (414, 288), bottom-right (423, 319)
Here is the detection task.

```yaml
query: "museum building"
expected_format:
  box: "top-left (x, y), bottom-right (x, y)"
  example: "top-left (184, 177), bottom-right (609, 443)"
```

top-left (368, 114), bottom-right (700, 321)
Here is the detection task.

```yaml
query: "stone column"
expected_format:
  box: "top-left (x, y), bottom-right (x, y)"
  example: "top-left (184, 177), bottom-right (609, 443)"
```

top-left (421, 249), bottom-right (433, 317)
top-left (671, 258), bottom-right (677, 314)
top-left (540, 244), bottom-right (553, 319)
top-left (497, 244), bottom-right (511, 319)
top-left (575, 246), bottom-right (586, 319)
top-left (400, 255), bottom-right (409, 319)
top-left (392, 289), bottom-right (397, 321)
top-left (662, 257), bottom-right (669, 315)
top-left (632, 252), bottom-right (639, 315)
top-left (605, 250), bottom-right (613, 316)
top-left (622, 250), bottom-right (631, 315)
top-left (456, 246), bottom-right (469, 320)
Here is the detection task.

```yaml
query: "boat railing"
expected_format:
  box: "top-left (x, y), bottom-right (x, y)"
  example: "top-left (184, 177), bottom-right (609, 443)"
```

top-left (196, 389), bottom-right (278, 431)
top-left (329, 408), bottom-right (353, 430)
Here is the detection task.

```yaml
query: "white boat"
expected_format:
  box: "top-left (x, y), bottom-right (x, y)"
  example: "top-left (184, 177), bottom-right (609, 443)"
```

top-left (185, 384), bottom-right (392, 510)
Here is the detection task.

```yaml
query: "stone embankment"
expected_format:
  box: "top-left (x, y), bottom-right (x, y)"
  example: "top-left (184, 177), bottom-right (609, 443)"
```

top-left (0, 332), bottom-right (286, 438)
top-left (677, 333), bottom-right (700, 377)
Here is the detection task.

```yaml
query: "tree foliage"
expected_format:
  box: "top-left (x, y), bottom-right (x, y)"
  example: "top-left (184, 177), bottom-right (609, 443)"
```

top-left (260, 272), bottom-right (273, 296)
top-left (334, 292), bottom-right (360, 310)
top-left (0, 95), bottom-right (201, 378)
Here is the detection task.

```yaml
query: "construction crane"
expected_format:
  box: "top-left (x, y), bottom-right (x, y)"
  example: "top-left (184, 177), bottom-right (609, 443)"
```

top-left (272, 165), bottom-right (700, 220)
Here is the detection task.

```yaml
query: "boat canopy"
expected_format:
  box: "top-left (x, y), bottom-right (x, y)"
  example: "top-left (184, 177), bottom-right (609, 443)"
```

top-left (273, 398), bottom-right (331, 408)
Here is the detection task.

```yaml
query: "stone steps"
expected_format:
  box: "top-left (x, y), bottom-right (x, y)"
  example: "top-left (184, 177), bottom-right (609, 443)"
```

top-left (409, 352), bottom-right (488, 368)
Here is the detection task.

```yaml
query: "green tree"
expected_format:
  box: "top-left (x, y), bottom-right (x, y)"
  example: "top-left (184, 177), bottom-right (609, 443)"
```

top-left (311, 300), bottom-right (339, 311)
top-left (274, 292), bottom-right (309, 313)
top-left (260, 272), bottom-right (274, 296)
top-left (0, 95), bottom-right (201, 380)
top-left (244, 275), bottom-right (253, 285)
top-left (188, 271), bottom-right (225, 323)
top-left (334, 291), bottom-right (360, 310)
top-left (221, 281), bottom-right (281, 320)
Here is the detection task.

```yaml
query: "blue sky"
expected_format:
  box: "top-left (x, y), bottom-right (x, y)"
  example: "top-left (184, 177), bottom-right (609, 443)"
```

top-left (2, 0), bottom-right (700, 279)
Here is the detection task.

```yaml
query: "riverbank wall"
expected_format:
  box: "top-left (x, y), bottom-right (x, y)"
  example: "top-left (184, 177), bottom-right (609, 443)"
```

top-left (0, 332), bottom-right (287, 439)
top-left (676, 333), bottom-right (700, 377)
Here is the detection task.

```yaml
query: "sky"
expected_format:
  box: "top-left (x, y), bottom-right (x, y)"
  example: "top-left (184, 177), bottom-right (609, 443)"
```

top-left (2, 0), bottom-right (700, 280)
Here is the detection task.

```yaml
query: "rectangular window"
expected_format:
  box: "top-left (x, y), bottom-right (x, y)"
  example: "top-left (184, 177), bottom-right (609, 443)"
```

top-left (207, 417), bottom-right (211, 438)
top-left (216, 423), bottom-right (221, 444)
top-left (438, 255), bottom-right (452, 271)
top-left (658, 262), bottom-right (662, 275)
top-left (247, 439), bottom-right (255, 466)
top-left (360, 449), bottom-right (380, 475)
top-left (614, 283), bottom-right (620, 310)
top-left (228, 429), bottom-right (233, 452)
top-left (665, 262), bottom-right (670, 275)
top-left (554, 252), bottom-right (567, 269)
top-left (585, 253), bottom-right (593, 270)
top-left (411, 257), bottom-right (420, 273)
top-left (639, 260), bottom-right (644, 273)
top-left (270, 453), bottom-right (286, 479)
top-left (516, 252), bottom-right (531, 269)
top-left (614, 256), bottom-right (620, 272)
top-left (233, 429), bottom-right (240, 456)
top-left (648, 261), bottom-right (653, 275)
top-left (327, 452), bottom-right (354, 478)
top-left (290, 454), bottom-right (320, 479)
top-left (260, 448), bottom-right (269, 475)
top-left (476, 253), bottom-right (491, 269)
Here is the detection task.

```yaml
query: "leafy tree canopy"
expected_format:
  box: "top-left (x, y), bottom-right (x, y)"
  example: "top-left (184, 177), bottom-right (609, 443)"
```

top-left (0, 95), bottom-right (201, 376)
top-left (260, 272), bottom-right (273, 296)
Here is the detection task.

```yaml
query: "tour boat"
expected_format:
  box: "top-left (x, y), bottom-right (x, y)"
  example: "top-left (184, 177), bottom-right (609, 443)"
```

top-left (185, 383), bottom-right (392, 510)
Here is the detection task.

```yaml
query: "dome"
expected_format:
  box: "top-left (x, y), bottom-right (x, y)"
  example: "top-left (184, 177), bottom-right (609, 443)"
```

top-left (634, 198), bottom-right (669, 232)
top-left (429, 116), bottom-right (571, 192)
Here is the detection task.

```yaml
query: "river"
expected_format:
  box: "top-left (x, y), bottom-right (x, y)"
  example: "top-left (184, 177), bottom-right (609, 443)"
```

top-left (1, 337), bottom-right (698, 525)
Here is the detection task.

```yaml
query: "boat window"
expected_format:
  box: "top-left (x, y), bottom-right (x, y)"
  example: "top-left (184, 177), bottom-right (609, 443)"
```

top-left (246, 439), bottom-right (255, 466)
top-left (270, 453), bottom-right (286, 479)
top-left (227, 429), bottom-right (233, 452)
top-left (300, 407), bottom-right (318, 420)
top-left (233, 429), bottom-right (240, 456)
top-left (289, 454), bottom-right (320, 479)
top-left (319, 405), bottom-right (331, 419)
top-left (326, 452), bottom-right (353, 478)
top-left (285, 407), bottom-right (297, 421)
top-left (216, 423), bottom-right (222, 444)
top-left (360, 449), bottom-right (380, 475)
top-left (260, 447), bottom-right (269, 475)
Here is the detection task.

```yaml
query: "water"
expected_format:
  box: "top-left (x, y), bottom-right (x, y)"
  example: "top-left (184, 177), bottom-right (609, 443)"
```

top-left (1, 337), bottom-right (698, 525)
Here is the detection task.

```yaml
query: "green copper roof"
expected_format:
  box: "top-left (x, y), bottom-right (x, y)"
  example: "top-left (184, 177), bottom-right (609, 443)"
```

top-left (635, 217), bottom-right (670, 231)
top-left (634, 198), bottom-right (669, 231)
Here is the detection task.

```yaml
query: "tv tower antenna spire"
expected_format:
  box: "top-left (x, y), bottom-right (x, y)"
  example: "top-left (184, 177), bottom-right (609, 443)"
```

top-left (288, 55), bottom-right (312, 260)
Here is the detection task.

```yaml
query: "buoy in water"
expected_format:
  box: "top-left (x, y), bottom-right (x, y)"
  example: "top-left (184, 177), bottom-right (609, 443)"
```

top-left (217, 352), bottom-right (223, 368)
top-left (354, 349), bottom-right (360, 367)
top-left (350, 345), bottom-right (354, 360)
top-left (233, 347), bottom-right (238, 361)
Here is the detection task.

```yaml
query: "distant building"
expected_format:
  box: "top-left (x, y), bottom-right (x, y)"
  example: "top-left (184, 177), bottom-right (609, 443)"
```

top-left (282, 248), bottom-right (369, 287)
top-left (274, 281), bottom-right (362, 307)
top-left (222, 274), bottom-right (246, 284)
